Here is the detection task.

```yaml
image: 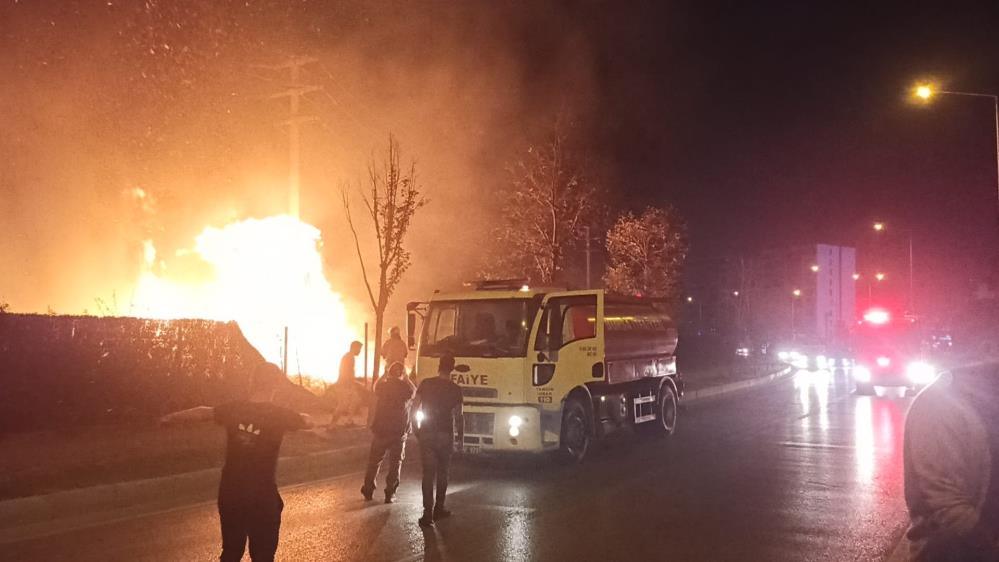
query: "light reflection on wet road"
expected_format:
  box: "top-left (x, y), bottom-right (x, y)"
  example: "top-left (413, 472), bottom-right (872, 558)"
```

top-left (2, 368), bottom-right (910, 561)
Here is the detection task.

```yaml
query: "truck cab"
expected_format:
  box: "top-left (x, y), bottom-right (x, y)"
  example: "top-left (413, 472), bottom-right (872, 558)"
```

top-left (408, 280), bottom-right (682, 462)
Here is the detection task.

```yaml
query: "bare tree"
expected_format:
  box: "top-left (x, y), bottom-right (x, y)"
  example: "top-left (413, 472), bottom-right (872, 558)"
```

top-left (342, 135), bottom-right (427, 383)
top-left (604, 206), bottom-right (688, 301)
top-left (488, 129), bottom-right (601, 284)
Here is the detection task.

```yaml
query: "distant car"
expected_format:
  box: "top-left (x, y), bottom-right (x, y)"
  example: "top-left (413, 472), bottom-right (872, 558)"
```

top-left (776, 343), bottom-right (852, 371)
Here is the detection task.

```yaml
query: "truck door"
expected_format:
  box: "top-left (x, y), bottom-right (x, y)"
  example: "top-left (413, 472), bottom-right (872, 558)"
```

top-left (529, 291), bottom-right (603, 443)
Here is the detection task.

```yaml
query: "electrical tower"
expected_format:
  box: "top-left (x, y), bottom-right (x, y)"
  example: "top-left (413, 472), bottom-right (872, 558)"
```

top-left (263, 56), bottom-right (320, 219)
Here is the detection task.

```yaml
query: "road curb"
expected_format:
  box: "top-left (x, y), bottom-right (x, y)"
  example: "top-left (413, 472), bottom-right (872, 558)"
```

top-left (682, 365), bottom-right (793, 404)
top-left (0, 428), bottom-right (371, 539)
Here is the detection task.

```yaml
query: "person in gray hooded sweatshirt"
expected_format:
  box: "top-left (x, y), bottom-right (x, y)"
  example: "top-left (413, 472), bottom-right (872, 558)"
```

top-left (904, 346), bottom-right (999, 562)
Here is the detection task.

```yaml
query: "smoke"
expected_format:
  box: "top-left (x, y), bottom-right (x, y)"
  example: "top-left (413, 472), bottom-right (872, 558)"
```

top-left (0, 1), bottom-right (603, 320)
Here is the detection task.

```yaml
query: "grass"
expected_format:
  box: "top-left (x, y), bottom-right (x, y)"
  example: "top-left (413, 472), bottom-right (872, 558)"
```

top-left (0, 413), bottom-right (368, 501)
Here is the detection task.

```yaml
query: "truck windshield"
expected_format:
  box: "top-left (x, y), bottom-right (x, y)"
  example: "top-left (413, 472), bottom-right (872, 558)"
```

top-left (421, 299), bottom-right (534, 358)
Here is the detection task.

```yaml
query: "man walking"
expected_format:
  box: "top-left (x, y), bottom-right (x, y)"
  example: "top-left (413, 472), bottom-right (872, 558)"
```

top-left (904, 348), bottom-right (999, 561)
top-left (413, 354), bottom-right (464, 527)
top-left (361, 361), bottom-right (416, 503)
top-left (160, 362), bottom-right (314, 562)
top-left (333, 341), bottom-right (365, 426)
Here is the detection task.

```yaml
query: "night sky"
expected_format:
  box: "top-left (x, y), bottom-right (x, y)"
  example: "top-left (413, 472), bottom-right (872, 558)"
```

top-left (1, 1), bottom-right (997, 319)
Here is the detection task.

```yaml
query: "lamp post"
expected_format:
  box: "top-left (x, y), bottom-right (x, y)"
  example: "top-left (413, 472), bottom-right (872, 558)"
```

top-left (914, 83), bottom-right (999, 218)
top-left (872, 221), bottom-right (915, 315)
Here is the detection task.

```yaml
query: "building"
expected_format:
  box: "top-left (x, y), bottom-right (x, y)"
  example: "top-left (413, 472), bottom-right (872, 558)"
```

top-left (682, 243), bottom-right (857, 345)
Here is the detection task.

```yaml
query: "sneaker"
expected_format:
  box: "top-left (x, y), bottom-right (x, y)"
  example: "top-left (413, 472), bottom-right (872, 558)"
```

top-left (433, 507), bottom-right (452, 521)
top-left (384, 494), bottom-right (395, 504)
top-left (360, 486), bottom-right (373, 501)
top-left (418, 514), bottom-right (434, 527)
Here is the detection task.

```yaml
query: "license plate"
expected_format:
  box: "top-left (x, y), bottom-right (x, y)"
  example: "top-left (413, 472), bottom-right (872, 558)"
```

top-left (463, 445), bottom-right (481, 454)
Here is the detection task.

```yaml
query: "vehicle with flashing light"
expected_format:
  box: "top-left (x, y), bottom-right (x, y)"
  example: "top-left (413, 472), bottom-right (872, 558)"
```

top-left (776, 341), bottom-right (852, 371)
top-left (406, 279), bottom-right (682, 463)
top-left (850, 307), bottom-right (938, 395)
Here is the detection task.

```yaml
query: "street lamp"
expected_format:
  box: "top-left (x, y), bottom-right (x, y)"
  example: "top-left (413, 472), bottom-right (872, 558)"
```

top-left (875, 272), bottom-right (885, 281)
top-left (852, 273), bottom-right (861, 280)
top-left (873, 221), bottom-right (915, 315)
top-left (810, 264), bottom-right (820, 273)
top-left (913, 82), bottom-right (999, 217)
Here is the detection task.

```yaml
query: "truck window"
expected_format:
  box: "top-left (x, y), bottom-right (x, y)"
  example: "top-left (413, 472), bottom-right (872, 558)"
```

top-left (536, 295), bottom-right (597, 350)
top-left (421, 299), bottom-right (534, 358)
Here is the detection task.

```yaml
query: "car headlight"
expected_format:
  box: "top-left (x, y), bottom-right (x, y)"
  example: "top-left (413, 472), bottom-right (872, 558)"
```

top-left (853, 365), bottom-right (871, 383)
top-left (907, 361), bottom-right (937, 385)
top-left (876, 356), bottom-right (891, 368)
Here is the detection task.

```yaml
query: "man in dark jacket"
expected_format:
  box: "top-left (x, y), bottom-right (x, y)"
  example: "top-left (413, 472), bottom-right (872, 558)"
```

top-left (414, 354), bottom-right (464, 526)
top-left (160, 362), bottom-right (314, 562)
top-left (361, 361), bottom-right (417, 503)
top-left (905, 352), bottom-right (999, 561)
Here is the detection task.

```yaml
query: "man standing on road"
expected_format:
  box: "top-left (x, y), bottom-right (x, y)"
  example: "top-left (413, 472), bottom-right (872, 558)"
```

top-left (159, 362), bottom-right (314, 562)
top-left (361, 361), bottom-right (416, 503)
top-left (413, 354), bottom-right (464, 527)
top-left (904, 349), bottom-right (999, 562)
top-left (332, 341), bottom-right (365, 426)
top-left (381, 326), bottom-right (408, 377)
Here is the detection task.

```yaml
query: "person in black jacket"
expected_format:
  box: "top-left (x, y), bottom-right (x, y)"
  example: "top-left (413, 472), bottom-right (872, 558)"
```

top-left (414, 354), bottom-right (464, 526)
top-left (361, 361), bottom-right (417, 503)
top-left (159, 362), bottom-right (314, 562)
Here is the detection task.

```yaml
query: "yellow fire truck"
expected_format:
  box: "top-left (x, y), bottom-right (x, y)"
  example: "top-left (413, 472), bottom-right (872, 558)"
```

top-left (407, 280), bottom-right (681, 462)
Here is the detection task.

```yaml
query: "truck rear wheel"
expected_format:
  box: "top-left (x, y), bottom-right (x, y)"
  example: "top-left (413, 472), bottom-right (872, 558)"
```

top-left (558, 399), bottom-right (590, 464)
top-left (638, 383), bottom-right (678, 438)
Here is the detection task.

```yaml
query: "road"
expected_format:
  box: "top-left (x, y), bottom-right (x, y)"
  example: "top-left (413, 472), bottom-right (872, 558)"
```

top-left (1, 368), bottom-right (910, 561)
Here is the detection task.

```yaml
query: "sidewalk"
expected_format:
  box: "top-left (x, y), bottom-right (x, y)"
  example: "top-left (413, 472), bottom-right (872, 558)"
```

top-left (682, 361), bottom-right (791, 403)
top-left (0, 363), bottom-right (791, 540)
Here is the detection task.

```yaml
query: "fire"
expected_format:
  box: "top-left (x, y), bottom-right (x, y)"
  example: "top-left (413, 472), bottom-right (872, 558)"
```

top-left (131, 215), bottom-right (358, 382)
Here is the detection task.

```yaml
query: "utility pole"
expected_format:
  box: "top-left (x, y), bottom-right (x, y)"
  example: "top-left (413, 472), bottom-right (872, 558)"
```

top-left (265, 56), bottom-right (320, 219)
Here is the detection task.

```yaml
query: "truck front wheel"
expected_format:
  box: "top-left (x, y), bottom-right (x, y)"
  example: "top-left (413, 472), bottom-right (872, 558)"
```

top-left (558, 399), bottom-right (591, 464)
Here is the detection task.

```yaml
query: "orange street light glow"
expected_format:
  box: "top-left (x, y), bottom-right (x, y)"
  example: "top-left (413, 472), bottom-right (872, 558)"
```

top-left (915, 85), bottom-right (933, 100)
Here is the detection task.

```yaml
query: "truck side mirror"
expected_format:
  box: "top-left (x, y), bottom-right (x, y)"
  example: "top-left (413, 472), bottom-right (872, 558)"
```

top-left (406, 311), bottom-right (417, 350)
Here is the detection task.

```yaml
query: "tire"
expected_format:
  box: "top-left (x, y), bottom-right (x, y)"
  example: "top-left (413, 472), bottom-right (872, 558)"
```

top-left (558, 399), bottom-right (591, 464)
top-left (638, 382), bottom-right (678, 438)
top-left (855, 382), bottom-right (874, 396)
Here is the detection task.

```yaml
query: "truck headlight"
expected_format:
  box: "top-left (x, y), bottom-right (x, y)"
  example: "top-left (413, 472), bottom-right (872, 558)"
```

top-left (508, 415), bottom-right (523, 437)
top-left (907, 361), bottom-right (937, 385)
top-left (853, 365), bottom-right (871, 383)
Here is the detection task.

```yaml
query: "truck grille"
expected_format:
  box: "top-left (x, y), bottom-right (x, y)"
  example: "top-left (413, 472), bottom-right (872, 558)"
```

top-left (463, 412), bottom-right (495, 435)
top-left (461, 387), bottom-right (498, 399)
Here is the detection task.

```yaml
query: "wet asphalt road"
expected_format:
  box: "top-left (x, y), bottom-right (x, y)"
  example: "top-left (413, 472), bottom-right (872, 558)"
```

top-left (2, 368), bottom-right (910, 562)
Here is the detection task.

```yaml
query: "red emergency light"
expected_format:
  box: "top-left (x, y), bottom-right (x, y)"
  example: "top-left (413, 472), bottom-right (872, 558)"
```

top-left (862, 308), bottom-right (890, 325)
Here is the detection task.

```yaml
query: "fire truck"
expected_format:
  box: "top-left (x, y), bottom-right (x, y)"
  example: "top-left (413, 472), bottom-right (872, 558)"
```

top-left (850, 307), bottom-right (938, 395)
top-left (406, 280), bottom-right (682, 463)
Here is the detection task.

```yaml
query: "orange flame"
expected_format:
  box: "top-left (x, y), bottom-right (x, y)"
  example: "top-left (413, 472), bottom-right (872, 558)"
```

top-left (131, 215), bottom-right (358, 382)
